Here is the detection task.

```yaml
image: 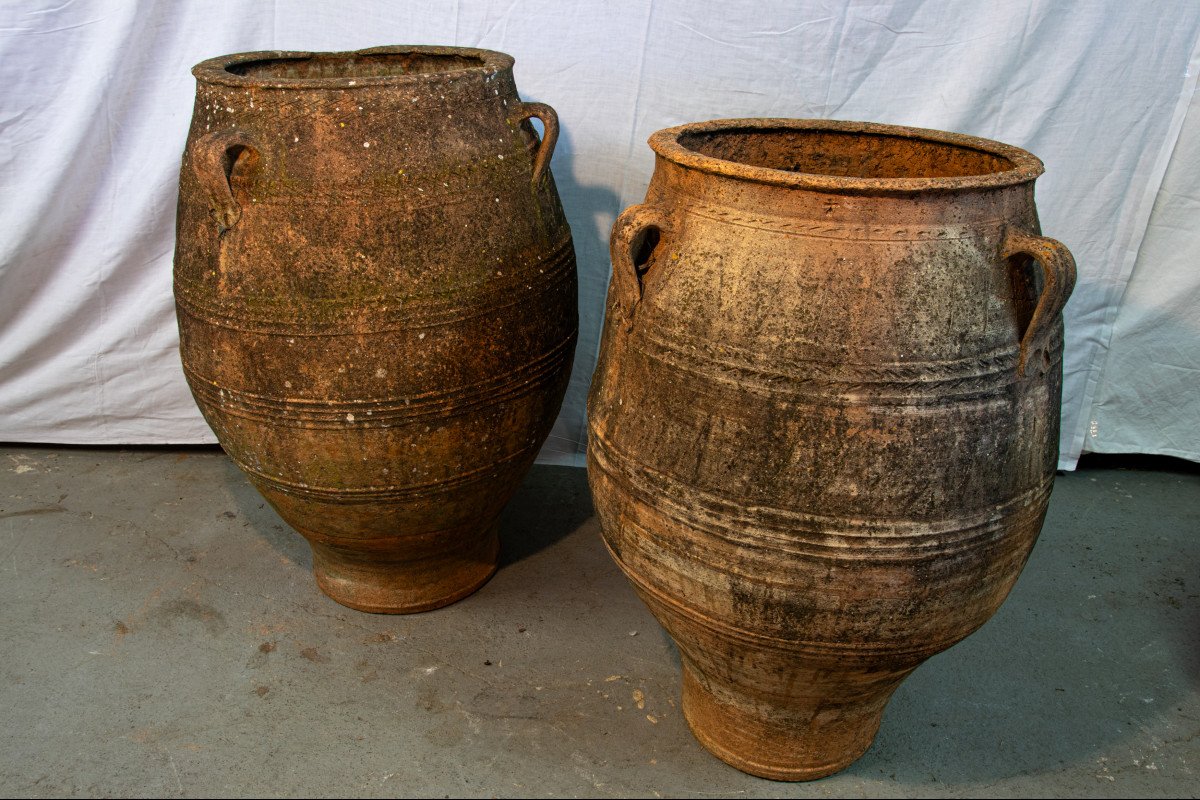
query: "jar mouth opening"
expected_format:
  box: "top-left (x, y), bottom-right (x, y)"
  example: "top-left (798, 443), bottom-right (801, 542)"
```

top-left (193, 46), bottom-right (513, 88)
top-left (229, 52), bottom-right (487, 80)
top-left (651, 119), bottom-right (1044, 192)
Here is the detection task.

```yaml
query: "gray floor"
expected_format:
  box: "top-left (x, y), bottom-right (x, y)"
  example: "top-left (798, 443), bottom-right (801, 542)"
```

top-left (0, 445), bottom-right (1196, 798)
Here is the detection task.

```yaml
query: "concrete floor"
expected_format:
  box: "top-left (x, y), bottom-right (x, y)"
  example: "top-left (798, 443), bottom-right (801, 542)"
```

top-left (0, 445), bottom-right (1196, 798)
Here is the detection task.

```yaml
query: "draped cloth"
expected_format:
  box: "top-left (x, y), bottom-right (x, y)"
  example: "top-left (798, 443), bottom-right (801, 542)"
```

top-left (2, 1), bottom-right (1198, 468)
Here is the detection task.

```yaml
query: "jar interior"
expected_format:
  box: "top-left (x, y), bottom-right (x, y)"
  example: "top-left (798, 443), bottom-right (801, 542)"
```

top-left (227, 52), bottom-right (487, 80)
top-left (677, 128), bottom-right (1015, 179)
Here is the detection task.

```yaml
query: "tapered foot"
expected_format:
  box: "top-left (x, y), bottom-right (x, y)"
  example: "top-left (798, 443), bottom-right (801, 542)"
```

top-left (681, 662), bottom-right (887, 781)
top-left (308, 523), bottom-right (500, 614)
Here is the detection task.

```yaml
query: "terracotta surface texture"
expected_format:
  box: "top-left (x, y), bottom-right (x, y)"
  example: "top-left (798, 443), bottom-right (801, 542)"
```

top-left (587, 119), bottom-right (1076, 780)
top-left (174, 46), bottom-right (577, 614)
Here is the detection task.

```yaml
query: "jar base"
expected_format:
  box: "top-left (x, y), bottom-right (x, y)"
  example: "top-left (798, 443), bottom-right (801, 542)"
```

top-left (308, 523), bottom-right (500, 614)
top-left (681, 663), bottom-right (884, 781)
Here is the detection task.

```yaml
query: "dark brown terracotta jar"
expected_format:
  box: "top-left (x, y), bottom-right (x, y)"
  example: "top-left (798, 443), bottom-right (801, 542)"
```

top-left (587, 119), bottom-right (1075, 779)
top-left (174, 46), bottom-right (576, 613)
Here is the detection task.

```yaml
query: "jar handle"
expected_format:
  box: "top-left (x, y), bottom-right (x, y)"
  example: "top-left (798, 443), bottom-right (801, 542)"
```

top-left (609, 204), bottom-right (669, 329)
top-left (190, 130), bottom-right (261, 232)
top-left (1001, 228), bottom-right (1077, 377)
top-left (508, 102), bottom-right (559, 185)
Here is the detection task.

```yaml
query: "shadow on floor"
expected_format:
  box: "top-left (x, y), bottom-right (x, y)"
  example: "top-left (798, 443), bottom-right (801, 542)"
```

top-left (497, 464), bottom-right (595, 567)
top-left (218, 456), bottom-right (596, 575)
top-left (218, 453), bottom-right (313, 572)
top-left (852, 464), bottom-right (1200, 785)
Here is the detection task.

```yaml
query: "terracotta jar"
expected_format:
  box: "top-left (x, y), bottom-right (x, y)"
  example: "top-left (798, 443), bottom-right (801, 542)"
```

top-left (587, 119), bottom-right (1075, 779)
top-left (174, 46), bottom-right (576, 613)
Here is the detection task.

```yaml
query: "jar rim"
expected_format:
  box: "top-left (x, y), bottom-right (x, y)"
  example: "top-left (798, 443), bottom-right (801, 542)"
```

top-left (192, 45), bottom-right (514, 89)
top-left (648, 118), bottom-right (1045, 193)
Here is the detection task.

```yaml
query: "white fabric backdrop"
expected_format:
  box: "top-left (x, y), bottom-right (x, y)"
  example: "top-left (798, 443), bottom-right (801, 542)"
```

top-left (1086, 83), bottom-right (1200, 462)
top-left (1, 0), bottom-right (1198, 469)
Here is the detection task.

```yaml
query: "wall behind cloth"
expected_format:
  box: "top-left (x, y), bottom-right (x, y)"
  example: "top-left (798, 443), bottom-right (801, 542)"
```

top-left (2, 0), bottom-right (1198, 468)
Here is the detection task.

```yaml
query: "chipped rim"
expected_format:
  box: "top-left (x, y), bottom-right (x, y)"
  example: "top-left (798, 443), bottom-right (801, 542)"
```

top-left (649, 118), bottom-right (1045, 193)
top-left (192, 45), bottom-right (514, 89)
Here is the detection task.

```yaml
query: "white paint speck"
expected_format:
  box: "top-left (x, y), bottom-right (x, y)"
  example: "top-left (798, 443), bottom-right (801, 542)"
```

top-left (284, 381), bottom-right (292, 388)
top-left (418, 333), bottom-right (426, 340)
top-left (346, 413), bottom-right (355, 422)
top-left (497, 154), bottom-right (504, 160)
top-left (363, 142), bottom-right (370, 148)
top-left (293, 136), bottom-right (299, 143)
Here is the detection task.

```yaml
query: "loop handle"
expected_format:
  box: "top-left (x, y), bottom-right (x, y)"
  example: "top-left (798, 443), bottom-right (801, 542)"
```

top-left (190, 130), bottom-right (261, 232)
top-left (609, 204), bottom-right (669, 329)
top-left (508, 102), bottom-right (559, 185)
top-left (1002, 228), bottom-right (1077, 377)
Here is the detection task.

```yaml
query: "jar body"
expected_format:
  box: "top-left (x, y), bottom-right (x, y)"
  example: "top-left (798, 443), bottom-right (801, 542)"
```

top-left (175, 47), bottom-right (577, 613)
top-left (587, 120), bottom-right (1073, 779)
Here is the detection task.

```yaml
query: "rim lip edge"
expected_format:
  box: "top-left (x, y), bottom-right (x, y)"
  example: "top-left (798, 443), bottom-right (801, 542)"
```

top-left (192, 45), bottom-right (515, 89)
top-left (648, 118), bottom-right (1045, 193)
